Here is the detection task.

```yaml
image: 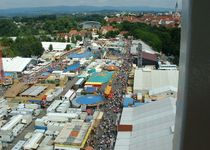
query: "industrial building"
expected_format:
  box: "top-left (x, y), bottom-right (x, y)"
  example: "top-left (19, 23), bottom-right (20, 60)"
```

top-left (115, 98), bottom-right (176, 150)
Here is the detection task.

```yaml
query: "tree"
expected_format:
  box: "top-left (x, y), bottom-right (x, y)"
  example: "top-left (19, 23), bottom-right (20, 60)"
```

top-left (9, 36), bottom-right (44, 57)
top-left (105, 30), bottom-right (120, 38)
top-left (118, 21), bottom-right (181, 64)
top-left (58, 37), bottom-right (62, 42)
top-left (61, 38), bottom-right (66, 42)
top-left (49, 44), bottom-right (53, 51)
top-left (67, 37), bottom-right (70, 42)
top-left (40, 35), bottom-right (52, 42)
top-left (0, 19), bottom-right (19, 36)
top-left (71, 36), bottom-right (76, 44)
top-left (65, 44), bottom-right (71, 51)
top-left (0, 37), bottom-right (13, 47)
top-left (75, 35), bottom-right (82, 41)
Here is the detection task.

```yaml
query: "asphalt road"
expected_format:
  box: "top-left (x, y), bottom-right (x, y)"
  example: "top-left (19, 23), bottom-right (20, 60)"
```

top-left (60, 77), bottom-right (79, 96)
top-left (88, 42), bottom-right (133, 150)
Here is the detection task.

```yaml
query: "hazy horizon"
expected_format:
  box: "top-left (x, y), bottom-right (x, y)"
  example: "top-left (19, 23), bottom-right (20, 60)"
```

top-left (0, 0), bottom-right (181, 9)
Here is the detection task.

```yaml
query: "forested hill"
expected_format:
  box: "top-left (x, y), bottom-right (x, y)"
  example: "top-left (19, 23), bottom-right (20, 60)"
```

top-left (0, 6), bottom-right (172, 17)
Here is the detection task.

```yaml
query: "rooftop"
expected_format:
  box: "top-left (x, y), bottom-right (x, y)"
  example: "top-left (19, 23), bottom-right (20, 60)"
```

top-left (20, 86), bottom-right (47, 97)
top-left (115, 98), bottom-right (176, 150)
top-left (133, 69), bottom-right (179, 92)
top-left (42, 42), bottom-right (74, 51)
top-left (3, 57), bottom-right (32, 73)
top-left (64, 62), bottom-right (80, 72)
top-left (85, 71), bottom-right (114, 85)
top-left (54, 120), bottom-right (91, 148)
top-left (73, 95), bottom-right (104, 105)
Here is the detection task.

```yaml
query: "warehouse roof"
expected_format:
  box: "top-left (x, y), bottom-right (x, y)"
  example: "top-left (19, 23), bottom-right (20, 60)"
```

top-left (115, 98), bottom-right (176, 150)
top-left (3, 57), bottom-right (32, 72)
top-left (133, 69), bottom-right (179, 92)
top-left (20, 86), bottom-right (47, 96)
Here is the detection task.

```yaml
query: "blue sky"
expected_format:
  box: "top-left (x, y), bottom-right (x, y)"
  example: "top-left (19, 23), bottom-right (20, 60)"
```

top-left (0, 0), bottom-right (181, 9)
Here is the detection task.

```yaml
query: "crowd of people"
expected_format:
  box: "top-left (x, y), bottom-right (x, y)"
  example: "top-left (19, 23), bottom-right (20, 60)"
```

top-left (88, 48), bottom-right (133, 150)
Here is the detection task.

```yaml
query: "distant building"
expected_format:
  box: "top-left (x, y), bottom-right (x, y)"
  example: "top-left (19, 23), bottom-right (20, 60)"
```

top-left (130, 40), bottom-right (158, 67)
top-left (105, 14), bottom-right (181, 28)
top-left (101, 26), bottom-right (118, 35)
top-left (80, 21), bottom-right (101, 30)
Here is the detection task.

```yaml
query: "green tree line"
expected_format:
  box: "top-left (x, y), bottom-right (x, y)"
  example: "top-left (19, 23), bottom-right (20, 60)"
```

top-left (0, 36), bottom-right (44, 57)
top-left (111, 21), bottom-right (181, 63)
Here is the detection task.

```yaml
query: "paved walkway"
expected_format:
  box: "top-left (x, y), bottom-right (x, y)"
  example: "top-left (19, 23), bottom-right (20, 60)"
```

top-left (87, 41), bottom-right (133, 150)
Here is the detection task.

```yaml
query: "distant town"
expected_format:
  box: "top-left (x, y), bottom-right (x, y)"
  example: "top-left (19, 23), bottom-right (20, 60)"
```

top-left (0, 10), bottom-right (180, 150)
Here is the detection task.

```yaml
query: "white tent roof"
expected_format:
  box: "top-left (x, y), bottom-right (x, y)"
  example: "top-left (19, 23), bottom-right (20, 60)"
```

top-left (42, 42), bottom-right (71, 51)
top-left (3, 57), bottom-right (32, 72)
top-left (115, 98), bottom-right (176, 150)
top-left (133, 69), bottom-right (179, 92)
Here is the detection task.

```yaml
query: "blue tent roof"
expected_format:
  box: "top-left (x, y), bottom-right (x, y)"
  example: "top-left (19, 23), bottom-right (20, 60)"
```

top-left (47, 67), bottom-right (54, 73)
top-left (75, 95), bottom-right (104, 105)
top-left (123, 97), bottom-right (134, 107)
top-left (64, 63), bottom-right (80, 72)
top-left (28, 100), bottom-right (41, 104)
top-left (69, 51), bottom-right (93, 59)
top-left (4, 72), bottom-right (15, 77)
top-left (85, 87), bottom-right (97, 93)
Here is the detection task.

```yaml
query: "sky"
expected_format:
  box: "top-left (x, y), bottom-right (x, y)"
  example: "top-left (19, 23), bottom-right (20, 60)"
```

top-left (0, 0), bottom-right (182, 9)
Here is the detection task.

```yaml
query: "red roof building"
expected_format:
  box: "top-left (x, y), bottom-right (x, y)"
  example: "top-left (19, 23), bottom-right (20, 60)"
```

top-left (101, 26), bottom-right (118, 34)
top-left (105, 14), bottom-right (181, 28)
